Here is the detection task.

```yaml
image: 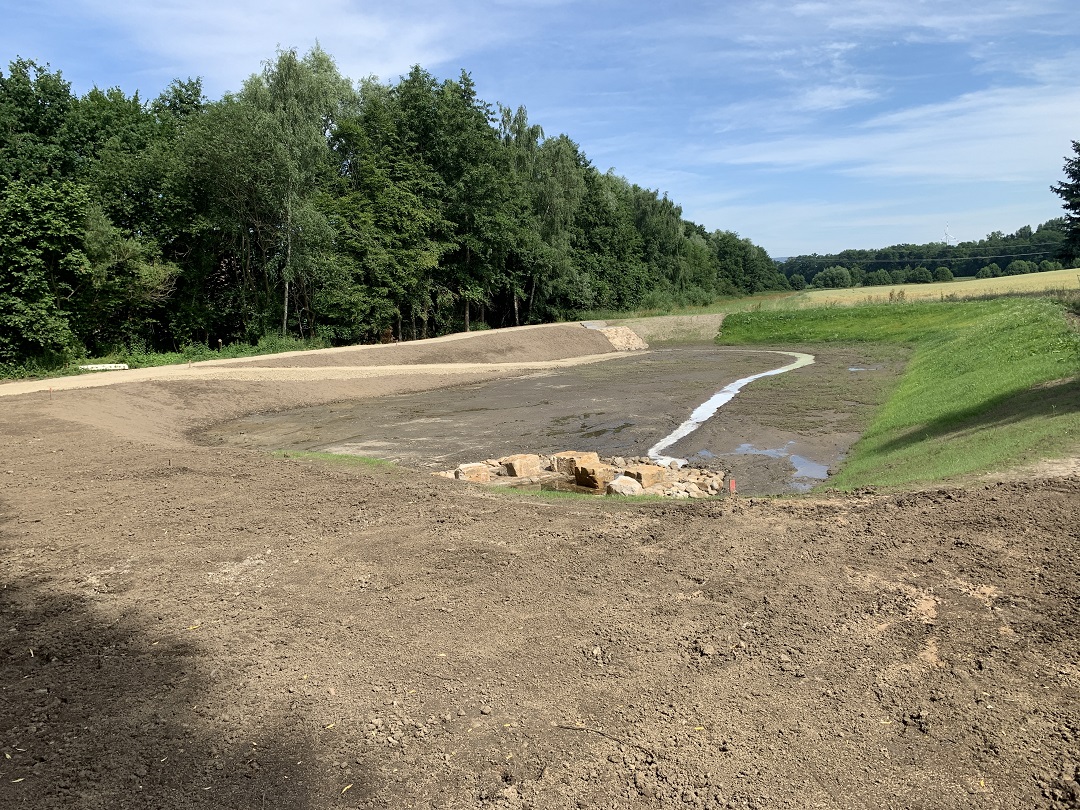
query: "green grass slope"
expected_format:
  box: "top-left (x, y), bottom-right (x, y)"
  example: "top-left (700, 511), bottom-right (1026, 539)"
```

top-left (718, 297), bottom-right (1080, 489)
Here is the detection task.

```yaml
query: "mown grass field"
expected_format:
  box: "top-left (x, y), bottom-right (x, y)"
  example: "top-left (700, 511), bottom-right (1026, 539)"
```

top-left (719, 296), bottom-right (1080, 489)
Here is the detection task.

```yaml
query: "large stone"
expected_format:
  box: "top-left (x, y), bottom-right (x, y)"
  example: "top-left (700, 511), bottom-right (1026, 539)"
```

top-left (498, 453), bottom-right (543, 478)
top-left (623, 463), bottom-right (669, 489)
top-left (455, 462), bottom-right (495, 482)
top-left (574, 463), bottom-right (620, 490)
top-left (551, 451), bottom-right (601, 476)
top-left (606, 475), bottom-right (645, 496)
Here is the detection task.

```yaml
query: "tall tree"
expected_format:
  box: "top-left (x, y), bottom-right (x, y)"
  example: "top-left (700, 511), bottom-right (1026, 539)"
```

top-left (1051, 140), bottom-right (1080, 263)
top-left (0, 181), bottom-right (90, 365)
top-left (0, 58), bottom-right (75, 187)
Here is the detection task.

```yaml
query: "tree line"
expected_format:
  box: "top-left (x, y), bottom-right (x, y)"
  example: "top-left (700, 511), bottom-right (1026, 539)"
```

top-left (0, 47), bottom-right (787, 371)
top-left (779, 219), bottom-right (1071, 289)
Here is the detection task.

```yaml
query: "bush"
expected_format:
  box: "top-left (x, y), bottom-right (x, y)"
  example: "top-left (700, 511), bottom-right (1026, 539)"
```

top-left (908, 266), bottom-right (933, 283)
top-left (975, 263), bottom-right (1002, 279)
top-left (933, 266), bottom-right (953, 282)
top-left (812, 266), bottom-right (853, 289)
top-left (863, 270), bottom-right (892, 286)
top-left (1004, 260), bottom-right (1038, 275)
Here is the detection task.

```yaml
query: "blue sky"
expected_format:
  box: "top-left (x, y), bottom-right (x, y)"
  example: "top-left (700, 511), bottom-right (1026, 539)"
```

top-left (3, 0), bottom-right (1079, 257)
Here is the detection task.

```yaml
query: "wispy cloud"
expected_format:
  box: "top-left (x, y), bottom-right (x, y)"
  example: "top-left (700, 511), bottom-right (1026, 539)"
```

top-left (4, 0), bottom-right (1076, 255)
top-left (69, 0), bottom-right (514, 93)
top-left (695, 77), bottom-right (1080, 184)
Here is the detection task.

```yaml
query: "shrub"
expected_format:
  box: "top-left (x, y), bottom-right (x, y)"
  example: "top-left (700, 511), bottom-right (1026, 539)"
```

top-left (812, 266), bottom-right (853, 289)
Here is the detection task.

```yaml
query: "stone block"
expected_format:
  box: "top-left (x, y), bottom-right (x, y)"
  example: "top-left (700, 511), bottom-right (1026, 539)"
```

top-left (623, 463), bottom-right (669, 489)
top-left (499, 453), bottom-right (543, 478)
top-left (551, 451), bottom-right (601, 476)
top-left (574, 463), bottom-right (620, 490)
top-left (455, 462), bottom-right (494, 482)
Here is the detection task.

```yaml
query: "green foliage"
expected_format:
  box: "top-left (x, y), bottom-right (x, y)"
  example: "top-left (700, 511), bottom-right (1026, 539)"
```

top-left (720, 297), bottom-right (1080, 487)
top-left (1051, 140), bottom-right (1080, 262)
top-left (0, 180), bottom-right (91, 366)
top-left (1004, 259), bottom-right (1038, 275)
top-left (0, 49), bottom-right (784, 373)
top-left (812, 266), bottom-right (852, 288)
top-left (0, 58), bottom-right (76, 185)
top-left (933, 266), bottom-right (953, 282)
top-left (908, 266), bottom-right (933, 283)
top-left (780, 219), bottom-right (1068, 281)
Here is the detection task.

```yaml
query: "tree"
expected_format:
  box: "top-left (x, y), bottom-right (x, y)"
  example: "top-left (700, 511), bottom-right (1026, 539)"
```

top-left (1050, 140), bottom-right (1080, 262)
top-left (0, 58), bottom-right (75, 187)
top-left (0, 180), bottom-right (91, 365)
top-left (933, 266), bottom-right (953, 282)
top-left (813, 266), bottom-right (852, 288)
top-left (178, 46), bottom-right (357, 340)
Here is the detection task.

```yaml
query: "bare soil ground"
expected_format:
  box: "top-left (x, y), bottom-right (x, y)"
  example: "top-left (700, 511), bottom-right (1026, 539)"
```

top-left (1, 322), bottom-right (1078, 810)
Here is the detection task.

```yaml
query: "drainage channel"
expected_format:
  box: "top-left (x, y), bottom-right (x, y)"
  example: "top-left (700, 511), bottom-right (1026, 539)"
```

top-left (647, 351), bottom-right (816, 468)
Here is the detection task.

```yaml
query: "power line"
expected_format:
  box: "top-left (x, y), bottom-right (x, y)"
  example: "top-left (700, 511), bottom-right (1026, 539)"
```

top-left (783, 247), bottom-right (1060, 265)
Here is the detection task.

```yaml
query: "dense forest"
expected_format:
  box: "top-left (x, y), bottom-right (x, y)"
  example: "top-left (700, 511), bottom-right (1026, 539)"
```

top-left (0, 47), bottom-right (787, 371)
top-left (779, 219), bottom-right (1071, 289)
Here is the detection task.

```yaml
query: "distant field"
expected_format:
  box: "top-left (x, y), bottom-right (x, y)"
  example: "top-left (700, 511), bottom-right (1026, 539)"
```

top-left (791, 266), bottom-right (1080, 306)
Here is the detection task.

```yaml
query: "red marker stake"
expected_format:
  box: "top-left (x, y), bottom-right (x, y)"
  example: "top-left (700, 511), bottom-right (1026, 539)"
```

top-left (729, 478), bottom-right (737, 495)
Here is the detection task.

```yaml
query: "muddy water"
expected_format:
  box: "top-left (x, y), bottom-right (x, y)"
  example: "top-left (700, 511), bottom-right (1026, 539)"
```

top-left (205, 344), bottom-right (902, 495)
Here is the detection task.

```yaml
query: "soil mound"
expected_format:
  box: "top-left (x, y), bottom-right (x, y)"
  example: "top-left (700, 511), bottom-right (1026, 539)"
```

top-left (216, 323), bottom-right (621, 368)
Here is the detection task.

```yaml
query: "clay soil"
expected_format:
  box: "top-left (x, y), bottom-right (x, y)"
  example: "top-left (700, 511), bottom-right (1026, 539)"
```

top-left (1, 323), bottom-right (1078, 810)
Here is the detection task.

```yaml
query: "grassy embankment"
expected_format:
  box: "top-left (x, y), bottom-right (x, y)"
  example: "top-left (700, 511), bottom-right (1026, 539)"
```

top-left (719, 296), bottom-right (1080, 489)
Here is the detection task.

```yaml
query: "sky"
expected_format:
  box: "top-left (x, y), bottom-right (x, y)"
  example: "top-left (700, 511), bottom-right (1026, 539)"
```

top-left (3, 0), bottom-right (1079, 258)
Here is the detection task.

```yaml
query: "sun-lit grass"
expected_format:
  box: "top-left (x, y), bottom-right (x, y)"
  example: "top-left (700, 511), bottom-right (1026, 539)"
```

top-left (791, 267), bottom-right (1080, 307)
top-left (720, 297), bottom-right (1080, 489)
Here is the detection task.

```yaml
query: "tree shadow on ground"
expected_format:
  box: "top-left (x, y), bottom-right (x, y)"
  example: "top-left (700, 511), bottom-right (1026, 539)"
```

top-left (872, 375), bottom-right (1080, 458)
top-left (0, 568), bottom-right (357, 809)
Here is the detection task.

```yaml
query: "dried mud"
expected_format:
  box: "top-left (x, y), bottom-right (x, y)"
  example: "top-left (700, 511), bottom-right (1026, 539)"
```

top-left (0, 323), bottom-right (1077, 810)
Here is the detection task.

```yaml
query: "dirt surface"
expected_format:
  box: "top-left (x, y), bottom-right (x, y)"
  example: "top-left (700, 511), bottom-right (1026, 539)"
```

top-left (1, 322), bottom-right (1078, 810)
top-left (204, 344), bottom-right (904, 496)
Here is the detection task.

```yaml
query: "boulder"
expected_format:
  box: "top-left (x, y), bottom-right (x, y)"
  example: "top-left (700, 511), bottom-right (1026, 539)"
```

top-left (574, 463), bottom-right (621, 490)
top-left (551, 451), bottom-right (601, 476)
top-left (606, 475), bottom-right (645, 496)
top-left (623, 463), bottom-right (669, 489)
top-left (455, 462), bottom-right (495, 482)
top-left (498, 453), bottom-right (543, 478)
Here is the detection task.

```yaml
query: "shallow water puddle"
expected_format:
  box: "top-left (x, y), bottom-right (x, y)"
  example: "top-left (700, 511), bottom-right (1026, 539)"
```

top-left (727, 442), bottom-right (830, 492)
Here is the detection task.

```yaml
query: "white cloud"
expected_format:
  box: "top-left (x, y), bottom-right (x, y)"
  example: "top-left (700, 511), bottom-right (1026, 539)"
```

top-left (696, 80), bottom-right (1080, 184)
top-left (71, 0), bottom-right (510, 93)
